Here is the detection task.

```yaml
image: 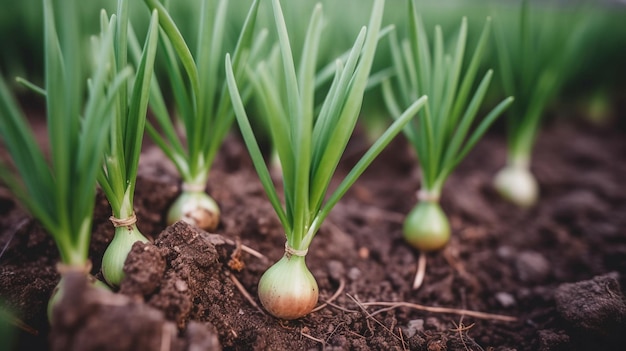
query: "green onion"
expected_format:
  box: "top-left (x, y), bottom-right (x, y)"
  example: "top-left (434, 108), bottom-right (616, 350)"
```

top-left (491, 0), bottom-right (590, 207)
top-left (382, 0), bottom-right (513, 251)
top-left (227, 0), bottom-right (426, 319)
top-left (142, 0), bottom-right (262, 231)
top-left (0, 0), bottom-right (130, 316)
top-left (97, 0), bottom-right (160, 288)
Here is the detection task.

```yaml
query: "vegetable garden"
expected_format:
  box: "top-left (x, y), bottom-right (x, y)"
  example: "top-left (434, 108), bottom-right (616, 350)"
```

top-left (1, 0), bottom-right (625, 350)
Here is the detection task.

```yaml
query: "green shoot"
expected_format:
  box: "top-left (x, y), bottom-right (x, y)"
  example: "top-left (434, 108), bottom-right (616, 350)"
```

top-left (0, 0), bottom-right (131, 314)
top-left (227, 0), bottom-right (426, 319)
top-left (97, 1), bottom-right (160, 288)
top-left (142, 0), bottom-right (262, 231)
top-left (491, 0), bottom-right (591, 207)
top-left (382, 0), bottom-right (513, 251)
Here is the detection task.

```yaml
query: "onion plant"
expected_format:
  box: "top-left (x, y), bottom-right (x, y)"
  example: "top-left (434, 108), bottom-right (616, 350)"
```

top-left (382, 0), bottom-right (513, 251)
top-left (141, 0), bottom-right (261, 231)
top-left (491, 0), bottom-right (591, 208)
top-left (227, 0), bottom-right (427, 319)
top-left (97, 1), bottom-right (160, 287)
top-left (0, 0), bottom-right (131, 315)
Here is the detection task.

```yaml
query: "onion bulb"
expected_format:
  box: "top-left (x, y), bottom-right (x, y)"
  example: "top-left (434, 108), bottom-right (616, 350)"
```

top-left (258, 254), bottom-right (318, 320)
top-left (101, 224), bottom-right (149, 287)
top-left (167, 191), bottom-right (220, 231)
top-left (494, 164), bottom-right (538, 208)
top-left (403, 201), bottom-right (450, 252)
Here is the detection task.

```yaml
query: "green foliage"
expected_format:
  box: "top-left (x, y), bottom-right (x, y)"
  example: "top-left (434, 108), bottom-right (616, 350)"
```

top-left (95, 0), bottom-right (160, 287)
top-left (491, 0), bottom-right (593, 160)
top-left (383, 0), bottom-right (513, 196)
top-left (227, 0), bottom-right (426, 251)
top-left (141, 0), bottom-right (262, 186)
top-left (97, 2), bottom-right (159, 220)
top-left (0, 0), bottom-right (129, 266)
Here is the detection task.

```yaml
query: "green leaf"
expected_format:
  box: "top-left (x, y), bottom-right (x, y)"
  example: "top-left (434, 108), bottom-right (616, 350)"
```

top-left (310, 28), bottom-right (366, 180)
top-left (0, 75), bottom-right (56, 231)
top-left (225, 54), bottom-right (290, 233)
top-left (0, 0), bottom-right (128, 265)
top-left (384, 9), bottom-right (507, 195)
top-left (232, 0), bottom-right (410, 253)
top-left (205, 0), bottom-right (262, 168)
top-left (440, 70), bottom-right (494, 171)
top-left (124, 10), bottom-right (159, 195)
top-left (444, 96), bottom-right (514, 181)
top-left (44, 0), bottom-right (71, 231)
top-left (143, 0), bottom-right (199, 100)
top-left (306, 96), bottom-right (427, 247)
top-left (448, 17), bottom-right (491, 132)
top-left (15, 77), bottom-right (46, 97)
top-left (309, 0), bottom-right (385, 216)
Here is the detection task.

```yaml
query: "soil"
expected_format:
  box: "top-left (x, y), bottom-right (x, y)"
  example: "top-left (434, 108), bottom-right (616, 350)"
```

top-left (1, 111), bottom-right (626, 351)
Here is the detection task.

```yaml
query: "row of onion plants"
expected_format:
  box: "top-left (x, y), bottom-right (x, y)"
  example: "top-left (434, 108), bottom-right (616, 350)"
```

top-left (0, 0), bottom-right (618, 323)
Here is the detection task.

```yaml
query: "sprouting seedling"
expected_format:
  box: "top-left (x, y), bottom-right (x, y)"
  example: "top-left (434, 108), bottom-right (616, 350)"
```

top-left (141, 0), bottom-right (262, 231)
top-left (382, 0), bottom-right (513, 253)
top-left (491, 0), bottom-right (591, 208)
top-left (226, 0), bottom-right (426, 319)
top-left (0, 0), bottom-right (131, 317)
top-left (97, 1), bottom-right (160, 288)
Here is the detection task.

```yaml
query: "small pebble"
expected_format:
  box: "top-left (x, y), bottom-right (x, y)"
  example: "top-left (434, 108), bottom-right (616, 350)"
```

top-left (496, 246), bottom-right (514, 260)
top-left (515, 251), bottom-right (551, 283)
top-left (495, 292), bottom-right (516, 308)
top-left (347, 267), bottom-right (361, 281)
top-left (175, 279), bottom-right (188, 292)
top-left (358, 247), bottom-right (369, 259)
top-left (327, 260), bottom-right (345, 282)
top-left (405, 319), bottom-right (424, 337)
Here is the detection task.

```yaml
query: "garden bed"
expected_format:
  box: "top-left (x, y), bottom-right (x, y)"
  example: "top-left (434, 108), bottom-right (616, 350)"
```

top-left (1, 113), bottom-right (626, 350)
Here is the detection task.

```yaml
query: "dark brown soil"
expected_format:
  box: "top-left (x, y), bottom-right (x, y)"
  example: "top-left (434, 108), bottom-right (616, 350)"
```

top-left (1, 115), bottom-right (626, 351)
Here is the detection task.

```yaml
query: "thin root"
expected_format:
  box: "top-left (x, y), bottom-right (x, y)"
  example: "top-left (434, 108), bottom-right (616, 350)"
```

top-left (325, 301), bottom-right (359, 313)
top-left (240, 244), bottom-right (266, 261)
top-left (360, 301), bottom-right (517, 322)
top-left (451, 320), bottom-right (476, 333)
top-left (218, 236), bottom-right (267, 261)
top-left (347, 294), bottom-right (403, 342)
top-left (312, 278), bottom-right (346, 312)
top-left (228, 273), bottom-right (265, 315)
top-left (301, 329), bottom-right (325, 346)
top-left (9, 315), bottom-right (38, 336)
top-left (0, 217), bottom-right (28, 260)
top-left (412, 251), bottom-right (427, 290)
top-left (399, 327), bottom-right (408, 351)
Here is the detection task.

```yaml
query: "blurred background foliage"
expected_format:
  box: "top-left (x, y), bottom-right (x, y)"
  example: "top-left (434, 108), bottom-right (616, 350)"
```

top-left (0, 0), bottom-right (624, 124)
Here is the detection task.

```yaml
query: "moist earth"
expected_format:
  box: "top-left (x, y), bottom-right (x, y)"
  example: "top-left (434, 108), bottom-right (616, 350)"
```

top-left (1, 116), bottom-right (626, 350)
